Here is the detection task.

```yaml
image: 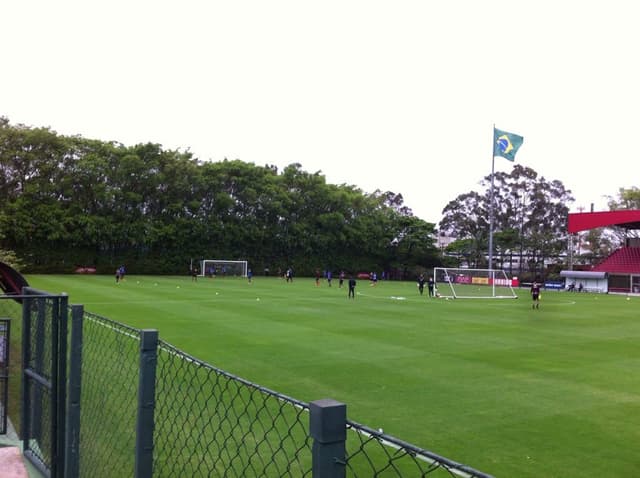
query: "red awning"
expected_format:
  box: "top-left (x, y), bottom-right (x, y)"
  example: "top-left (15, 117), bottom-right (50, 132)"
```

top-left (567, 210), bottom-right (640, 233)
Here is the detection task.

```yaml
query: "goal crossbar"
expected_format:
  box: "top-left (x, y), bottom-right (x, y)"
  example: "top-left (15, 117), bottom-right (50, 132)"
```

top-left (199, 260), bottom-right (248, 278)
top-left (433, 267), bottom-right (518, 299)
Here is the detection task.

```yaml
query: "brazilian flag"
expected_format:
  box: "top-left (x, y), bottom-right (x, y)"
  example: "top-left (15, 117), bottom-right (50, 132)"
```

top-left (493, 128), bottom-right (524, 161)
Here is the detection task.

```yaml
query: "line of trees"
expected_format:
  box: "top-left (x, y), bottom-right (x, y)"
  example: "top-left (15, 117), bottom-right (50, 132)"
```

top-left (0, 117), bottom-right (440, 276)
top-left (4, 116), bottom-right (629, 279)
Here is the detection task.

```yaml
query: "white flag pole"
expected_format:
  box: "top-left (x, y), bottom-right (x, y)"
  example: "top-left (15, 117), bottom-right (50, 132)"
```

top-left (488, 125), bottom-right (496, 271)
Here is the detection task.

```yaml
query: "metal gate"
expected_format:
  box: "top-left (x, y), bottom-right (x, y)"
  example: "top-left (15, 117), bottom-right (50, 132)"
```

top-left (21, 288), bottom-right (69, 478)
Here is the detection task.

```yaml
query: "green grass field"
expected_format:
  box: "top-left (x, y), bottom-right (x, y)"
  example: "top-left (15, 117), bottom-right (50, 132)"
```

top-left (24, 274), bottom-right (640, 477)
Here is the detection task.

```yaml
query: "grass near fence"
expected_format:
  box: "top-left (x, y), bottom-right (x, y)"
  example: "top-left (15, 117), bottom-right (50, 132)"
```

top-left (24, 273), bottom-right (640, 478)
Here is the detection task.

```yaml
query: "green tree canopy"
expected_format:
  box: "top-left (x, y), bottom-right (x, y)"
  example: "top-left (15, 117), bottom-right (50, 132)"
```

top-left (0, 117), bottom-right (438, 276)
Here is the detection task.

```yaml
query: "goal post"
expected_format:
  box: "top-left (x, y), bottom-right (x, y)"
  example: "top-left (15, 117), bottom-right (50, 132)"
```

top-left (433, 267), bottom-right (519, 299)
top-left (199, 260), bottom-right (248, 278)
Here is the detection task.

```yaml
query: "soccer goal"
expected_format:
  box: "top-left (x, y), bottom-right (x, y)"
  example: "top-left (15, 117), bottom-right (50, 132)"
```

top-left (433, 267), bottom-right (518, 299)
top-left (199, 260), bottom-right (248, 278)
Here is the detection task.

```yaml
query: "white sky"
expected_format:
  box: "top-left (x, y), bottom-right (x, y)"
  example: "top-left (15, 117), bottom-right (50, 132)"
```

top-left (2, 1), bottom-right (639, 223)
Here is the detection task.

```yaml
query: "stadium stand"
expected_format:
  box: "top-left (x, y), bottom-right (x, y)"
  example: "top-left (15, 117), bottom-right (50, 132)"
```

top-left (592, 247), bottom-right (640, 274)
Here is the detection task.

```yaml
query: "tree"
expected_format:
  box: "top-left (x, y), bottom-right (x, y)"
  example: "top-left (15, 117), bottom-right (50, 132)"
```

top-left (607, 186), bottom-right (640, 211)
top-left (605, 187), bottom-right (640, 243)
top-left (439, 165), bottom-right (574, 277)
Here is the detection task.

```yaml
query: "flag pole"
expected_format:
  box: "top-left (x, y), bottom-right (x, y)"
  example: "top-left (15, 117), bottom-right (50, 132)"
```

top-left (488, 124), bottom-right (495, 271)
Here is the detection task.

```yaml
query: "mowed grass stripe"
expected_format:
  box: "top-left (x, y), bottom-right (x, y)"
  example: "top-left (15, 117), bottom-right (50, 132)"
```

top-left (25, 274), bottom-right (640, 477)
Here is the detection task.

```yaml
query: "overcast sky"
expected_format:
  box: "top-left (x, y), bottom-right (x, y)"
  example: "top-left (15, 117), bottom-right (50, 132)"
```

top-left (3, 1), bottom-right (638, 223)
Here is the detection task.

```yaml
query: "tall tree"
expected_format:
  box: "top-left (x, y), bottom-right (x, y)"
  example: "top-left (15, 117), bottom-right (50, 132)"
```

top-left (439, 165), bottom-right (574, 276)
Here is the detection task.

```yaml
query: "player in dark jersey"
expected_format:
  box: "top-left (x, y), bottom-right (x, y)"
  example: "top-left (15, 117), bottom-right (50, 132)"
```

top-left (530, 280), bottom-right (541, 309)
top-left (417, 274), bottom-right (426, 295)
top-left (348, 276), bottom-right (356, 299)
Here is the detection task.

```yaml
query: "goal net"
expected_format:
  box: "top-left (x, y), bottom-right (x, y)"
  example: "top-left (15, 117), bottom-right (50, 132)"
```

top-left (433, 267), bottom-right (518, 299)
top-left (199, 260), bottom-right (248, 278)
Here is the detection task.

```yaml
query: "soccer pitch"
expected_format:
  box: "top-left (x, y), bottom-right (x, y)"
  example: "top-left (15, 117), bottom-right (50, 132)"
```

top-left (26, 274), bottom-right (640, 477)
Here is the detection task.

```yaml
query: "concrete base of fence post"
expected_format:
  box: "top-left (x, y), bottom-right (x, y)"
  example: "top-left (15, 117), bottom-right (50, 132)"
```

top-left (309, 398), bottom-right (346, 478)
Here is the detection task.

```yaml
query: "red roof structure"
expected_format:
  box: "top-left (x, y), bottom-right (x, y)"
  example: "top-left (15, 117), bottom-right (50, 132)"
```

top-left (567, 210), bottom-right (640, 279)
top-left (568, 209), bottom-right (640, 233)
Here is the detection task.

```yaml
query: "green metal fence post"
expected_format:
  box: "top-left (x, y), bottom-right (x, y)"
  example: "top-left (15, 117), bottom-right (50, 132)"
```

top-left (309, 398), bottom-right (347, 478)
top-left (33, 297), bottom-right (46, 447)
top-left (20, 296), bottom-right (31, 465)
top-left (54, 295), bottom-right (69, 477)
top-left (135, 329), bottom-right (158, 478)
top-left (64, 304), bottom-right (83, 478)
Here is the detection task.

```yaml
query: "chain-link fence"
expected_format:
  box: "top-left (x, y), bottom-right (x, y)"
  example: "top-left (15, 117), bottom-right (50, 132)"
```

top-left (73, 309), bottom-right (493, 478)
top-left (10, 295), bottom-right (493, 478)
top-left (153, 341), bottom-right (313, 477)
top-left (0, 297), bottom-right (21, 436)
top-left (77, 311), bottom-right (142, 478)
top-left (345, 421), bottom-right (492, 477)
top-left (0, 318), bottom-right (10, 435)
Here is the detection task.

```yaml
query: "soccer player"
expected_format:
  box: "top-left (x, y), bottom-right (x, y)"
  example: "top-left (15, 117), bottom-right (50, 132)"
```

top-left (348, 276), bottom-right (356, 299)
top-left (370, 271), bottom-right (378, 286)
top-left (530, 280), bottom-right (541, 309)
top-left (417, 274), bottom-right (426, 295)
top-left (428, 276), bottom-right (435, 297)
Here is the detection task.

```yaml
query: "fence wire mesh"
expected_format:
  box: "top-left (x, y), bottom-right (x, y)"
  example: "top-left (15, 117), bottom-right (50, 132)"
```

top-left (153, 340), bottom-right (313, 478)
top-left (345, 421), bottom-right (493, 478)
top-left (0, 306), bottom-right (15, 435)
top-left (0, 298), bottom-right (21, 435)
top-left (22, 296), bottom-right (56, 471)
top-left (68, 307), bottom-right (491, 478)
top-left (77, 311), bottom-right (141, 478)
